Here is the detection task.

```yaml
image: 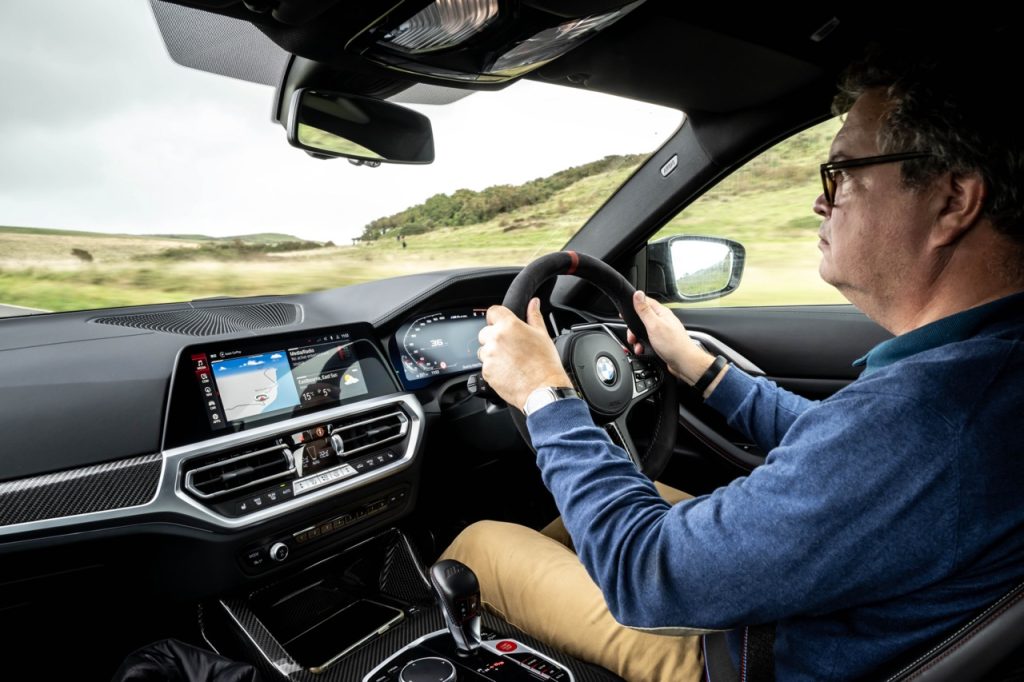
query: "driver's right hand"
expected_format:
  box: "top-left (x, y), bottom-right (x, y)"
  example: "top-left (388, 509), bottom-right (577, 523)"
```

top-left (628, 291), bottom-right (717, 386)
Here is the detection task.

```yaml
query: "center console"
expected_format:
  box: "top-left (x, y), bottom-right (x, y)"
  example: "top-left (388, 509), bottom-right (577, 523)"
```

top-left (166, 325), bottom-right (622, 681)
top-left (201, 530), bottom-right (625, 682)
top-left (159, 324), bottom-right (425, 574)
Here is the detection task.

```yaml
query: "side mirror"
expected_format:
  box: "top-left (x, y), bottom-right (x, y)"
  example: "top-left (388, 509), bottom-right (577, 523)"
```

top-left (647, 235), bottom-right (745, 303)
top-left (287, 89), bottom-right (435, 164)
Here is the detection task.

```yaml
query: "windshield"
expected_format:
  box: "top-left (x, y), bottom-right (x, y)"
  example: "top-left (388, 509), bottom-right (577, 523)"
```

top-left (0, 1), bottom-right (682, 315)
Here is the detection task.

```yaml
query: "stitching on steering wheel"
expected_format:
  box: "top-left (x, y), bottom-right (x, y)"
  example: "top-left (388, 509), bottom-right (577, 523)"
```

top-left (641, 390), bottom-right (665, 466)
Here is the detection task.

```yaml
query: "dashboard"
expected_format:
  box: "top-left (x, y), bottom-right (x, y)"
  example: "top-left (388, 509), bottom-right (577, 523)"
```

top-left (0, 267), bottom-right (525, 592)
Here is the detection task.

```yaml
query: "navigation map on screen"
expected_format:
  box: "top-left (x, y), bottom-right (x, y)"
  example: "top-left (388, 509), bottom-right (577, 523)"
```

top-left (212, 351), bottom-right (301, 422)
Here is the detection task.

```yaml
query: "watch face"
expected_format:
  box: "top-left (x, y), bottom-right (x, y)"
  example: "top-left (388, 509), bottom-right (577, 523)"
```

top-left (524, 387), bottom-right (555, 416)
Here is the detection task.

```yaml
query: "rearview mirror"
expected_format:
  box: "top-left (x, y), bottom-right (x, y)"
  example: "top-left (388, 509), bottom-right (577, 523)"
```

top-left (287, 89), bottom-right (435, 164)
top-left (647, 235), bottom-right (745, 303)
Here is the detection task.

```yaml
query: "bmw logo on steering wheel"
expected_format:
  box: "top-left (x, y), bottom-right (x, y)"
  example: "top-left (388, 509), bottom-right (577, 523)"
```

top-left (596, 355), bottom-right (618, 386)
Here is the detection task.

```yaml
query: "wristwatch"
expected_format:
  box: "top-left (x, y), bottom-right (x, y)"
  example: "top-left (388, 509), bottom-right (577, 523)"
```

top-left (523, 386), bottom-right (579, 416)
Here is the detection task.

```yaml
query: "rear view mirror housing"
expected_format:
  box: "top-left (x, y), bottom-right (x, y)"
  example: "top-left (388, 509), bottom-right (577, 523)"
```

top-left (287, 89), bottom-right (435, 164)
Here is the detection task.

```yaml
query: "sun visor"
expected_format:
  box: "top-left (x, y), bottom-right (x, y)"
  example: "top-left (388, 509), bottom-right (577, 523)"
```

top-left (149, 0), bottom-right (289, 87)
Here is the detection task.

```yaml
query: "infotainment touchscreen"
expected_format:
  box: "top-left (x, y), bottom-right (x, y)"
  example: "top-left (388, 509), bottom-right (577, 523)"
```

top-left (191, 333), bottom-right (369, 431)
top-left (164, 324), bottom-right (400, 448)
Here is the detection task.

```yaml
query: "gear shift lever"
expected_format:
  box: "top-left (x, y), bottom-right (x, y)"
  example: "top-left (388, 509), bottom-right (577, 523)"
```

top-left (429, 559), bottom-right (482, 656)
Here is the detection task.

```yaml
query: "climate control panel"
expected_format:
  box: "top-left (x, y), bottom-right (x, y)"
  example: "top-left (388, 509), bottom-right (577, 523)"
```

top-left (239, 485), bottom-right (411, 573)
top-left (171, 395), bottom-right (422, 525)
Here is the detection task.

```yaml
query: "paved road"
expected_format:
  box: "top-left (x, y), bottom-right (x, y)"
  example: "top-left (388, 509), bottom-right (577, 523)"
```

top-left (0, 304), bottom-right (47, 318)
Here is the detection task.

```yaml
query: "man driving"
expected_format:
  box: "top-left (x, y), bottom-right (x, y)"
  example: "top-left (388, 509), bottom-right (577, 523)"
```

top-left (441, 45), bottom-right (1024, 681)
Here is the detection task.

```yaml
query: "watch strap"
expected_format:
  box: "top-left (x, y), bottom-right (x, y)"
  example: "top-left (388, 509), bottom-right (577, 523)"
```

top-left (693, 355), bottom-right (728, 395)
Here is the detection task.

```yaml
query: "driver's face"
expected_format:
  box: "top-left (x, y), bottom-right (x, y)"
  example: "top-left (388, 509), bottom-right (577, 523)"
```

top-left (812, 89), bottom-right (937, 311)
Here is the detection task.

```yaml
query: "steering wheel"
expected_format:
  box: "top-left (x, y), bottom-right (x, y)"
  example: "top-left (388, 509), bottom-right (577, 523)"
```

top-left (502, 251), bottom-right (677, 480)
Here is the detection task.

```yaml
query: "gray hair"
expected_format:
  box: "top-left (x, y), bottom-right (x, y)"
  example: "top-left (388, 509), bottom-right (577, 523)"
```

top-left (833, 44), bottom-right (1024, 248)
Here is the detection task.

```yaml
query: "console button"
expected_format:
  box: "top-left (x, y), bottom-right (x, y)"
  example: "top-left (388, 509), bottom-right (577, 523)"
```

top-left (243, 547), bottom-right (265, 569)
top-left (269, 542), bottom-right (289, 562)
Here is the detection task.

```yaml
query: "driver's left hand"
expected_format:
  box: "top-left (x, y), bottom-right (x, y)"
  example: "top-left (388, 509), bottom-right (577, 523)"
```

top-left (478, 298), bottom-right (572, 411)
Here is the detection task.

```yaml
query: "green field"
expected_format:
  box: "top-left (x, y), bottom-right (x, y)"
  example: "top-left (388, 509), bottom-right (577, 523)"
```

top-left (0, 118), bottom-right (846, 313)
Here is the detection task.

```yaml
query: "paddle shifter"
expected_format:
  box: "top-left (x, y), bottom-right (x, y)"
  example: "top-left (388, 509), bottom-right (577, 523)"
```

top-left (429, 559), bottom-right (482, 657)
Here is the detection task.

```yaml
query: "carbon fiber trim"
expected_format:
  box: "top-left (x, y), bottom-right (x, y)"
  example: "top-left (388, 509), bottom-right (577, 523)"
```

top-left (218, 600), bottom-right (622, 682)
top-left (206, 532), bottom-right (622, 682)
top-left (378, 534), bottom-right (433, 603)
top-left (0, 454), bottom-right (161, 526)
top-left (92, 302), bottom-right (301, 336)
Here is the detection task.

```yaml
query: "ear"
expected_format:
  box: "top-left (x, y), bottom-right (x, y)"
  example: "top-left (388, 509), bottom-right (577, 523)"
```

top-left (931, 171), bottom-right (986, 247)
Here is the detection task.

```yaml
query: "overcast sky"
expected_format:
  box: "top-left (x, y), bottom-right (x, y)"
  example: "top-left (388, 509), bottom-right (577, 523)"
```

top-left (0, 1), bottom-right (682, 243)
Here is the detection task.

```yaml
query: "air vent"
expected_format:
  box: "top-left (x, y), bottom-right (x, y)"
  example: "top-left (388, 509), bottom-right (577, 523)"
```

top-left (92, 302), bottom-right (301, 336)
top-left (333, 410), bottom-right (409, 458)
top-left (184, 445), bottom-right (294, 500)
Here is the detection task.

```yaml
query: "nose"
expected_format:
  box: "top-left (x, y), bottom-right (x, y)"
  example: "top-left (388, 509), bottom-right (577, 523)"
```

top-left (813, 192), bottom-right (831, 218)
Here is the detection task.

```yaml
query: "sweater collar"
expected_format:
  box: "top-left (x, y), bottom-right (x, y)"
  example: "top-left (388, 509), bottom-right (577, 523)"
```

top-left (853, 291), bottom-right (1024, 375)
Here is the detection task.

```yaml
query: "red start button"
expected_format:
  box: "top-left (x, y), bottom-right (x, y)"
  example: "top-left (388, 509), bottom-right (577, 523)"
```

top-left (496, 640), bottom-right (517, 653)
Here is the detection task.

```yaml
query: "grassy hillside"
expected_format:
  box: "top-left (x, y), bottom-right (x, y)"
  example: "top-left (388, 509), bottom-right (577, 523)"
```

top-left (0, 117), bottom-right (844, 313)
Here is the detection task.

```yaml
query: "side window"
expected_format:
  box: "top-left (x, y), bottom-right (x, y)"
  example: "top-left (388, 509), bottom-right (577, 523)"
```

top-left (650, 117), bottom-right (845, 306)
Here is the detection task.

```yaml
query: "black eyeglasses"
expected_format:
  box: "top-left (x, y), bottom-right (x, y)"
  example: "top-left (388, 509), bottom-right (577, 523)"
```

top-left (819, 151), bottom-right (932, 205)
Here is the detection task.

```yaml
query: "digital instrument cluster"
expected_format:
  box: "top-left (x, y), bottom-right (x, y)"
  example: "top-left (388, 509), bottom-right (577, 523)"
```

top-left (392, 309), bottom-right (488, 384)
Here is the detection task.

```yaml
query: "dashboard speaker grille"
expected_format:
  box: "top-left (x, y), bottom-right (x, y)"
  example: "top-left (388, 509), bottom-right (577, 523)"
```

top-left (91, 302), bottom-right (301, 336)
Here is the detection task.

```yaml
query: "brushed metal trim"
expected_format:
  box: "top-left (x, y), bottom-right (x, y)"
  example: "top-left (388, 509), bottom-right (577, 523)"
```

top-left (184, 444), bottom-right (294, 500)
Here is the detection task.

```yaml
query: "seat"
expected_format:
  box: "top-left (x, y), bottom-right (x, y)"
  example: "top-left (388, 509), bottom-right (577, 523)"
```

top-left (885, 579), bottom-right (1024, 681)
top-left (700, 579), bottom-right (1024, 681)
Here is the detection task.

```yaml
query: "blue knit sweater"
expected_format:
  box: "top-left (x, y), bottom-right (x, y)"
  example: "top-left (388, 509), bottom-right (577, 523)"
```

top-left (526, 293), bottom-right (1024, 680)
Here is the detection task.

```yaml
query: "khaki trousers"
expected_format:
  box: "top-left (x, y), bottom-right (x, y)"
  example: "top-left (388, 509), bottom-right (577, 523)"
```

top-left (440, 482), bottom-right (704, 682)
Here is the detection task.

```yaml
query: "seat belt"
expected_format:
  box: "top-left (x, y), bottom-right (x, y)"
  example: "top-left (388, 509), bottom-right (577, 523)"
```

top-left (703, 625), bottom-right (776, 682)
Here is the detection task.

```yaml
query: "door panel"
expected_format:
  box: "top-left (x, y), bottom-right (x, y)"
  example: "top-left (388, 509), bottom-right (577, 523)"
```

top-left (656, 303), bottom-right (891, 490)
top-left (678, 304), bottom-right (891, 395)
